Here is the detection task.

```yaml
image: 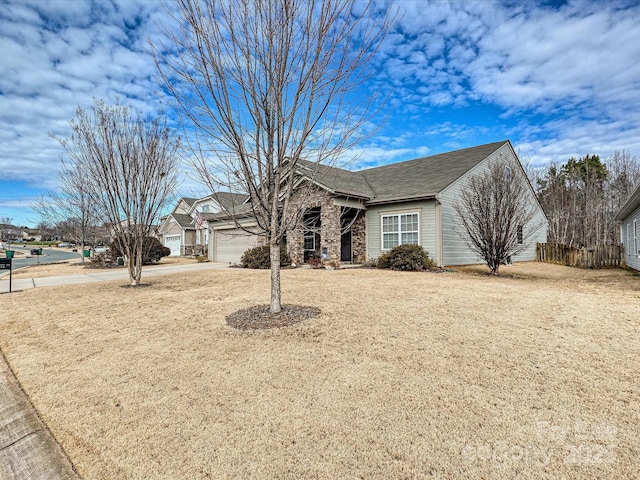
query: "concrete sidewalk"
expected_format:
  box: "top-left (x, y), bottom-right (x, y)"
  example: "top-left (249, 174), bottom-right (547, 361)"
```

top-left (0, 262), bottom-right (229, 293)
top-left (0, 351), bottom-right (78, 479)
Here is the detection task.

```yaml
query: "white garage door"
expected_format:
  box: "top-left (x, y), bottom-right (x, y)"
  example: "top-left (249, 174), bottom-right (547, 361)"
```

top-left (214, 229), bottom-right (257, 264)
top-left (165, 235), bottom-right (181, 256)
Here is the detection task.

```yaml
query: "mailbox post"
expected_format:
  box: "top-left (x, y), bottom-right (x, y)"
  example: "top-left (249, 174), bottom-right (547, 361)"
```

top-left (0, 257), bottom-right (11, 293)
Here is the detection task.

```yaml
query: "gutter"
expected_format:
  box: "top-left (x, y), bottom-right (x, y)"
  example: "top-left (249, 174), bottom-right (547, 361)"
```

top-left (364, 194), bottom-right (437, 206)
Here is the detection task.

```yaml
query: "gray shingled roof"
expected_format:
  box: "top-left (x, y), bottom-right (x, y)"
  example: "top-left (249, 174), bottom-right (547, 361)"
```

top-left (171, 213), bottom-right (195, 228)
top-left (210, 192), bottom-right (249, 211)
top-left (298, 140), bottom-right (509, 204)
top-left (296, 160), bottom-right (375, 199)
top-left (361, 141), bottom-right (509, 204)
top-left (181, 197), bottom-right (198, 207)
top-left (202, 141), bottom-right (511, 223)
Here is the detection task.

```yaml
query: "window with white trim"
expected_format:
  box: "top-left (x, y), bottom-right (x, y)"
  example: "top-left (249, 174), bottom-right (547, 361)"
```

top-left (635, 220), bottom-right (638, 255)
top-left (505, 165), bottom-right (512, 181)
top-left (382, 213), bottom-right (419, 249)
top-left (627, 223), bottom-right (632, 256)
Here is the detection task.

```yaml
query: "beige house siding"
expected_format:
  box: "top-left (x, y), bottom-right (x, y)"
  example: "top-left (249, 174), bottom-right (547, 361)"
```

top-left (175, 200), bottom-right (192, 214)
top-left (163, 220), bottom-right (183, 236)
top-left (365, 200), bottom-right (437, 261)
top-left (438, 143), bottom-right (547, 266)
top-left (184, 230), bottom-right (196, 245)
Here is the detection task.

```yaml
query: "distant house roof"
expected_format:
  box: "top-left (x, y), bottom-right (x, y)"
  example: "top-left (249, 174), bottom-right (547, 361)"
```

top-left (181, 197), bottom-right (198, 207)
top-left (615, 184), bottom-right (640, 221)
top-left (171, 213), bottom-right (196, 228)
top-left (210, 192), bottom-right (249, 211)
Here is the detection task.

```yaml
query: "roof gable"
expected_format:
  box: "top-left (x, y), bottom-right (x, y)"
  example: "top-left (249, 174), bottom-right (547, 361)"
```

top-left (298, 140), bottom-right (510, 204)
top-left (361, 141), bottom-right (509, 204)
top-left (295, 160), bottom-right (375, 199)
top-left (170, 213), bottom-right (196, 228)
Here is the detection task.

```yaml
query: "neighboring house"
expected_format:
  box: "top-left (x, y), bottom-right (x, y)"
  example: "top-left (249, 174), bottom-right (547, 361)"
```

top-left (159, 193), bottom-right (250, 259)
top-left (205, 140), bottom-right (548, 266)
top-left (22, 229), bottom-right (42, 242)
top-left (159, 197), bottom-right (198, 256)
top-left (615, 184), bottom-right (640, 271)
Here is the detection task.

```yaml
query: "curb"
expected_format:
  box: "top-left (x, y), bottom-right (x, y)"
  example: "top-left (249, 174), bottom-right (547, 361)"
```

top-left (0, 351), bottom-right (79, 480)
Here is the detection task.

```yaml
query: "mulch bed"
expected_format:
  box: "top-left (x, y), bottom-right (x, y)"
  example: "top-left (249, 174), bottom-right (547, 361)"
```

top-left (226, 304), bottom-right (321, 330)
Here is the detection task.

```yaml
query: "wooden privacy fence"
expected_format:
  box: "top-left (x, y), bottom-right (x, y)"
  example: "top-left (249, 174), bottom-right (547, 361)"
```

top-left (536, 242), bottom-right (624, 269)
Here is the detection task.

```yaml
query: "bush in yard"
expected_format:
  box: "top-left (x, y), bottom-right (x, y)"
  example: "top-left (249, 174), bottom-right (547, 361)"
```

top-left (377, 244), bottom-right (435, 271)
top-left (88, 252), bottom-right (114, 268)
top-left (241, 245), bottom-right (291, 269)
top-left (109, 237), bottom-right (171, 265)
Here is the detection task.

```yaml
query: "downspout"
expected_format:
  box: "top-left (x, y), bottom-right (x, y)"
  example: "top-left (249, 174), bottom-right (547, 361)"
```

top-left (435, 195), bottom-right (443, 267)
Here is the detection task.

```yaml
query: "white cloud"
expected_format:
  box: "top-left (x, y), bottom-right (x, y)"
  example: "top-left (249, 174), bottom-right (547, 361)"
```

top-left (2, 0), bottom-right (640, 228)
top-left (0, 0), bottom-right (169, 190)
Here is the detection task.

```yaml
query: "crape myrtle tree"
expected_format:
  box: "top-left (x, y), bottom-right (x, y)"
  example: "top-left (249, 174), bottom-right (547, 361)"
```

top-left (55, 100), bottom-right (180, 286)
top-left (454, 161), bottom-right (541, 275)
top-left (32, 156), bottom-right (99, 264)
top-left (154, 0), bottom-right (392, 313)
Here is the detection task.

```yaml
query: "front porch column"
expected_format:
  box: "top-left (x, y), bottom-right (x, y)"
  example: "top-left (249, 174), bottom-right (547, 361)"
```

top-left (351, 211), bottom-right (367, 263)
top-left (288, 223), bottom-right (304, 265)
top-left (320, 200), bottom-right (341, 263)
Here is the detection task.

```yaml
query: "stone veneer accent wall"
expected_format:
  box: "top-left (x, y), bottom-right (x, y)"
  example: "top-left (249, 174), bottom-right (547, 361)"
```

top-left (350, 211), bottom-right (366, 263)
top-left (246, 187), bottom-right (366, 266)
top-left (320, 198), bottom-right (341, 263)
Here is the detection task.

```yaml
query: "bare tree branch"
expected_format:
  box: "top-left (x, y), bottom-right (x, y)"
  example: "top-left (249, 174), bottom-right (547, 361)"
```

top-left (54, 100), bottom-right (180, 286)
top-left (454, 161), bottom-right (542, 275)
top-left (153, 0), bottom-right (392, 312)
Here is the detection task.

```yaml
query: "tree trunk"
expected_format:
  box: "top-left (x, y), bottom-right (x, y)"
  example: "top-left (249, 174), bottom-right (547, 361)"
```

top-left (270, 240), bottom-right (281, 314)
top-left (127, 245), bottom-right (143, 286)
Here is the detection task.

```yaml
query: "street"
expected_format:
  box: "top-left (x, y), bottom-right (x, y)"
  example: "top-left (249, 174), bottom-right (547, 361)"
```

top-left (4, 246), bottom-right (82, 269)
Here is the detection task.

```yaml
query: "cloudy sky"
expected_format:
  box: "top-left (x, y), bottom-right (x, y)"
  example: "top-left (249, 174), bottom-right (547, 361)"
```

top-left (2, 0), bottom-right (640, 227)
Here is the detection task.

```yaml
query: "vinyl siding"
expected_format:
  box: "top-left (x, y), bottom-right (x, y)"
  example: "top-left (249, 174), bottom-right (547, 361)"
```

top-left (365, 200), bottom-right (437, 261)
top-left (438, 143), bottom-right (548, 266)
top-left (186, 230), bottom-right (196, 244)
top-left (163, 220), bottom-right (183, 236)
top-left (175, 200), bottom-right (192, 214)
top-left (620, 203), bottom-right (640, 271)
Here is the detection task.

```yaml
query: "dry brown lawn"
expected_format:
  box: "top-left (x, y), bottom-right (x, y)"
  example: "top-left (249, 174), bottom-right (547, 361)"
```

top-left (0, 262), bottom-right (638, 479)
top-left (7, 255), bottom-right (196, 279)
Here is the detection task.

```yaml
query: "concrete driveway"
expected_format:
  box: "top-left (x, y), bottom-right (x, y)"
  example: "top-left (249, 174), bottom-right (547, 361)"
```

top-left (0, 261), bottom-right (230, 293)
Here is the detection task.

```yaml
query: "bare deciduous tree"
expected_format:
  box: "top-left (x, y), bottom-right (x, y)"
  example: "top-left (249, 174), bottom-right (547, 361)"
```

top-left (54, 100), bottom-right (180, 286)
top-left (154, 0), bottom-right (392, 312)
top-left (454, 161), bottom-right (541, 275)
top-left (31, 157), bottom-right (99, 263)
top-left (536, 151), bottom-right (640, 248)
top-left (0, 217), bottom-right (14, 247)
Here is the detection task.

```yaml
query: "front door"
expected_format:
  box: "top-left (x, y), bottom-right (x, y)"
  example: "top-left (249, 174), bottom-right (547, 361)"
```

top-left (340, 229), bottom-right (352, 262)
